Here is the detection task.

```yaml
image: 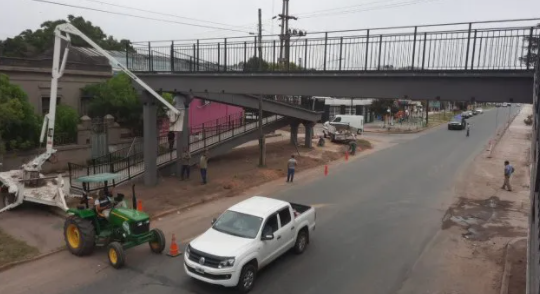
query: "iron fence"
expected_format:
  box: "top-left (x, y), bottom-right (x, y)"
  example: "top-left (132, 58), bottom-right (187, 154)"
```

top-left (68, 112), bottom-right (283, 192)
top-left (127, 20), bottom-right (540, 73)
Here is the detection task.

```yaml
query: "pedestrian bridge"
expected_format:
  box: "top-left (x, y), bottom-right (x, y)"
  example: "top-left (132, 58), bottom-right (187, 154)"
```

top-left (127, 19), bottom-right (539, 103)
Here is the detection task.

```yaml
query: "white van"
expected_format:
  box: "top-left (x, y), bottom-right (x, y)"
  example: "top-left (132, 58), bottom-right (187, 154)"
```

top-left (324, 115), bottom-right (364, 135)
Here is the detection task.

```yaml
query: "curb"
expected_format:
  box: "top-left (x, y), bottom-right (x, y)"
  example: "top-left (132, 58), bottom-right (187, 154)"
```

top-left (499, 237), bottom-right (527, 294)
top-left (0, 246), bottom-right (65, 273)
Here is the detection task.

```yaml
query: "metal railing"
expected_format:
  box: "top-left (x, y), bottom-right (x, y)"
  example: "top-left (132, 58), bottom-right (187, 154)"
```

top-left (68, 113), bottom-right (284, 192)
top-left (127, 20), bottom-right (540, 73)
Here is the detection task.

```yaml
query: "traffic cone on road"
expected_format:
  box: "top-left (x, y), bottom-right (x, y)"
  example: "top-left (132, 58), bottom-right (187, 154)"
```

top-left (167, 234), bottom-right (182, 257)
top-left (137, 200), bottom-right (144, 211)
top-left (345, 151), bottom-right (349, 161)
top-left (324, 165), bottom-right (328, 176)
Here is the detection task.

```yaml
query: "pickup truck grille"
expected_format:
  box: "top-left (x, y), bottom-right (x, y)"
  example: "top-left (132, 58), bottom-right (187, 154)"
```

top-left (188, 245), bottom-right (224, 268)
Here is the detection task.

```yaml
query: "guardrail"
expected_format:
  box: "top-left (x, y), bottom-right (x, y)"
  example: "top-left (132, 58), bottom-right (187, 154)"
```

top-left (127, 20), bottom-right (540, 73)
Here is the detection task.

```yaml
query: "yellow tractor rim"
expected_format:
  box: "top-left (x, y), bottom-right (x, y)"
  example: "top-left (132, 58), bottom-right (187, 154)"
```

top-left (108, 248), bottom-right (118, 264)
top-left (66, 224), bottom-right (80, 249)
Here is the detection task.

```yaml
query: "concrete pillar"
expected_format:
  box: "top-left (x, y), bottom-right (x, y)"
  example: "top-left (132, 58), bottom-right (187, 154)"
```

top-left (143, 93), bottom-right (158, 186)
top-left (290, 121), bottom-right (299, 145)
top-left (303, 122), bottom-right (314, 148)
top-left (173, 94), bottom-right (192, 176)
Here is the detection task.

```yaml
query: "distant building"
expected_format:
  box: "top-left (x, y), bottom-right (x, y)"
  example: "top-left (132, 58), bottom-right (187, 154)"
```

top-left (312, 97), bottom-right (375, 123)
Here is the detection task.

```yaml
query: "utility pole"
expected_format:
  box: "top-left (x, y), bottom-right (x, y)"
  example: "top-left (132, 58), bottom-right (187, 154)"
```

top-left (258, 8), bottom-right (263, 66)
top-left (258, 96), bottom-right (266, 167)
top-left (276, 0), bottom-right (303, 70)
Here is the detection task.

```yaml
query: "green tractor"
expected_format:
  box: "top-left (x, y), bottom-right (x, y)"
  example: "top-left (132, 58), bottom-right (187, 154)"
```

top-left (64, 173), bottom-right (166, 269)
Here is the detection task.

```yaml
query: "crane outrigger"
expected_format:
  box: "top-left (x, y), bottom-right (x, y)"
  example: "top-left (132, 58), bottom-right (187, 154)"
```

top-left (0, 23), bottom-right (184, 213)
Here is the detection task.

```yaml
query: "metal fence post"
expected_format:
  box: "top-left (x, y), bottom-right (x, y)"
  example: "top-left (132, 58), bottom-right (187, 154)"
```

top-left (217, 119), bottom-right (221, 141)
top-left (526, 27), bottom-right (534, 70)
top-left (92, 159), bottom-right (96, 174)
top-left (170, 41), bottom-right (174, 72)
top-left (364, 29), bottom-right (370, 71)
top-left (411, 26), bottom-right (418, 70)
top-left (217, 42), bottom-right (221, 71)
top-left (203, 123), bottom-right (206, 149)
top-left (192, 44), bottom-right (196, 72)
top-left (196, 39), bottom-right (200, 71)
top-left (421, 32), bottom-right (427, 70)
top-left (377, 35), bottom-right (383, 70)
top-left (273, 40), bottom-right (277, 70)
top-left (254, 36), bottom-right (258, 59)
top-left (127, 156), bottom-right (131, 179)
top-left (339, 37), bottom-right (343, 71)
top-left (224, 38), bottom-right (228, 71)
top-left (125, 42), bottom-right (129, 69)
top-left (304, 39), bottom-right (308, 69)
top-left (471, 30), bottom-right (478, 70)
top-left (464, 23), bottom-right (472, 70)
top-left (147, 42), bottom-right (152, 72)
top-left (244, 42), bottom-right (247, 70)
top-left (323, 32), bottom-right (328, 71)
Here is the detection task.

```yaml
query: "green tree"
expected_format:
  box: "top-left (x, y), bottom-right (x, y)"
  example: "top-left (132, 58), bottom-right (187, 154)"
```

top-left (370, 99), bottom-right (399, 116)
top-left (0, 15), bottom-right (133, 57)
top-left (54, 104), bottom-right (79, 144)
top-left (0, 74), bottom-right (41, 151)
top-left (83, 73), bottom-right (142, 133)
top-left (238, 57), bottom-right (306, 71)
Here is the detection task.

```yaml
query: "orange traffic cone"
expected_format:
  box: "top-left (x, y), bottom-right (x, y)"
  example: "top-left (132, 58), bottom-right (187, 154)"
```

top-left (345, 151), bottom-right (349, 161)
top-left (324, 165), bottom-right (328, 176)
top-left (137, 200), bottom-right (143, 211)
top-left (167, 234), bottom-right (182, 257)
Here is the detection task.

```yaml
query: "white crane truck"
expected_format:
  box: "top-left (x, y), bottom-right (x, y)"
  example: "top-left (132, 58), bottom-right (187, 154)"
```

top-left (0, 23), bottom-right (183, 213)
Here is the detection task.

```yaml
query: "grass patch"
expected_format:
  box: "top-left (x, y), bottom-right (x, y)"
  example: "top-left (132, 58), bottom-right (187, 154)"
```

top-left (0, 228), bottom-right (39, 267)
top-left (427, 112), bottom-right (453, 127)
top-left (357, 139), bottom-right (372, 149)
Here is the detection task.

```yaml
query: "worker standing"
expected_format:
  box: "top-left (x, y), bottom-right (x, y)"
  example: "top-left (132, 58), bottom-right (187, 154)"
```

top-left (286, 155), bottom-right (297, 183)
top-left (199, 151), bottom-right (209, 185)
top-left (501, 160), bottom-right (514, 191)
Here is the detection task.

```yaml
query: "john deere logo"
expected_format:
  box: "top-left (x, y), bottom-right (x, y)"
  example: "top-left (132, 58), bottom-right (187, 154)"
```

top-left (199, 257), bottom-right (205, 265)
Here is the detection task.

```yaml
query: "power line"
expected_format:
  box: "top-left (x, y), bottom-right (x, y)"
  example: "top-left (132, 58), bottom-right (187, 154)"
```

top-left (30, 0), bottom-right (252, 34)
top-left (296, 0), bottom-right (403, 17)
top-left (78, 0), bottom-right (250, 30)
top-left (299, 0), bottom-right (445, 19)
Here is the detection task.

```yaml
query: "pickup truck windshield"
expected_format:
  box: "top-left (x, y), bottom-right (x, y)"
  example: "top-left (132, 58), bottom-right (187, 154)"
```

top-left (212, 210), bottom-right (263, 239)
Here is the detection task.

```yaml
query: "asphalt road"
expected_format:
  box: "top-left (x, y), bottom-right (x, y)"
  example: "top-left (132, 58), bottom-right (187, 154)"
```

top-left (7, 107), bottom-right (520, 294)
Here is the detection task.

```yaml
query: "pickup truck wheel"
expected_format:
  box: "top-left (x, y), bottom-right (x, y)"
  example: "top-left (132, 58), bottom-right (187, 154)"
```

top-left (293, 230), bottom-right (309, 254)
top-left (237, 263), bottom-right (257, 293)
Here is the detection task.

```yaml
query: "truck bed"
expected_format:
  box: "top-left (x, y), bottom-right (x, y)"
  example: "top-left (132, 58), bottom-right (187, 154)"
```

top-left (290, 202), bottom-right (312, 218)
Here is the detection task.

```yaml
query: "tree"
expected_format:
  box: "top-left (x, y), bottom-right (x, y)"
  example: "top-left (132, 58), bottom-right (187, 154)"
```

top-left (55, 104), bottom-right (79, 143)
top-left (370, 99), bottom-right (399, 116)
top-left (0, 15), bottom-right (133, 58)
top-left (0, 74), bottom-right (41, 151)
top-left (520, 24), bottom-right (539, 68)
top-left (238, 56), bottom-right (306, 72)
top-left (83, 73), bottom-right (142, 133)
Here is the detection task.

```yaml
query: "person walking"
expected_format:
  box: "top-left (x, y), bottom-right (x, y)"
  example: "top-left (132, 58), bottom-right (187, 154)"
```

top-left (286, 155), bottom-right (297, 183)
top-left (180, 147), bottom-right (191, 180)
top-left (199, 151), bottom-right (209, 185)
top-left (466, 123), bottom-right (470, 137)
top-left (501, 160), bottom-right (515, 191)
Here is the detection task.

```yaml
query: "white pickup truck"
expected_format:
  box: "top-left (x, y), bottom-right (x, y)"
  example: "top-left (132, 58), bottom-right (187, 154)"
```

top-left (184, 196), bottom-right (316, 293)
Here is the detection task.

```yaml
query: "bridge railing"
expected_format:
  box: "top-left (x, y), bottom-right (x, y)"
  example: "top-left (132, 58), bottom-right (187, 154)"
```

top-left (128, 19), bottom-right (539, 73)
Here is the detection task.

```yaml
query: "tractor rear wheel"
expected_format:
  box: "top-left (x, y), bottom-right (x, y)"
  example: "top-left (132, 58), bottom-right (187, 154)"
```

top-left (64, 216), bottom-right (95, 256)
top-left (149, 228), bottom-right (166, 254)
top-left (107, 242), bottom-right (126, 269)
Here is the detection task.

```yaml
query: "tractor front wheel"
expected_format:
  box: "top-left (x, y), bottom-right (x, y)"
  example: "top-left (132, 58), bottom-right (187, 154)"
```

top-left (64, 216), bottom-right (95, 256)
top-left (149, 228), bottom-right (166, 254)
top-left (107, 242), bottom-right (126, 269)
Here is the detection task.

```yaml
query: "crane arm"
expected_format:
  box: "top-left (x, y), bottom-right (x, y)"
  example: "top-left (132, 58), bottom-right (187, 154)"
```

top-left (23, 22), bottom-right (181, 172)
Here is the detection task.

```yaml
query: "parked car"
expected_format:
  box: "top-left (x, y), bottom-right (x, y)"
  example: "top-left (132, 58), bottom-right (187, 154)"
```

top-left (461, 111), bottom-right (472, 118)
top-left (184, 196), bottom-right (317, 293)
top-left (448, 116), bottom-right (466, 130)
top-left (476, 108), bottom-right (483, 114)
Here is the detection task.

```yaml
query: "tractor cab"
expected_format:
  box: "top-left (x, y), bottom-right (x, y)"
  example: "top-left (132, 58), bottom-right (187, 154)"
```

top-left (64, 173), bottom-right (166, 269)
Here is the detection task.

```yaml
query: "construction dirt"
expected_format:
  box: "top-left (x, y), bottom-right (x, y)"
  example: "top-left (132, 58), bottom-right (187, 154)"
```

top-left (115, 139), bottom-right (363, 217)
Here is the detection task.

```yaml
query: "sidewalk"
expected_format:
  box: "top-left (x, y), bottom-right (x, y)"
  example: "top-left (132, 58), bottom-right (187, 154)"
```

top-left (397, 105), bottom-right (531, 294)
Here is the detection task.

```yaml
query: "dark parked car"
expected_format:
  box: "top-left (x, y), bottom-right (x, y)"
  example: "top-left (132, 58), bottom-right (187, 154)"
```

top-left (448, 116), bottom-right (466, 130)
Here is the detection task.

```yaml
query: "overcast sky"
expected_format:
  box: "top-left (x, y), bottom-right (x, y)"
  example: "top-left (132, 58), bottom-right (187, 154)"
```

top-left (1, 0), bottom-right (539, 43)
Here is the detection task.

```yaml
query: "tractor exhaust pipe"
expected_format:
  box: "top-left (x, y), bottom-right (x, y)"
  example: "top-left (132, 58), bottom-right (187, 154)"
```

top-left (132, 184), bottom-right (137, 210)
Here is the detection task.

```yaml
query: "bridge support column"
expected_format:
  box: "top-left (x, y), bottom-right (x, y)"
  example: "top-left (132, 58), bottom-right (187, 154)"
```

top-left (174, 94), bottom-right (192, 178)
top-left (142, 93), bottom-right (158, 186)
top-left (303, 122), bottom-right (314, 148)
top-left (290, 121), bottom-right (300, 146)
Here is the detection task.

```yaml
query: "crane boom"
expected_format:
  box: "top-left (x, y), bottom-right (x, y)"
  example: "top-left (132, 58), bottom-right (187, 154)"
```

top-left (23, 23), bottom-right (182, 172)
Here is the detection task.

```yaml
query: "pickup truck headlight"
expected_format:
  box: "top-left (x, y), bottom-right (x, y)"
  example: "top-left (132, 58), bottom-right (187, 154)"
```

top-left (218, 258), bottom-right (235, 268)
top-left (185, 245), bottom-right (191, 258)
